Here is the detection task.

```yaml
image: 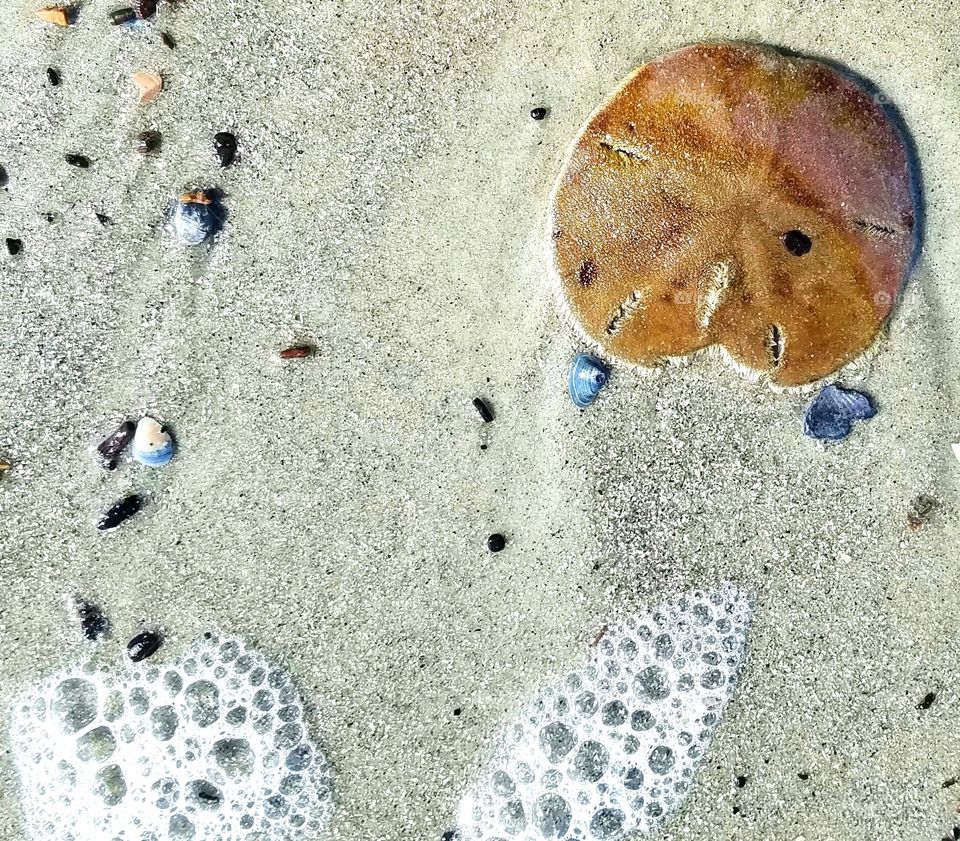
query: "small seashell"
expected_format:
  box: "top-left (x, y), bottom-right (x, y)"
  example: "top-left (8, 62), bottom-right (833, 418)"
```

top-left (132, 71), bottom-right (162, 104)
top-left (568, 352), bottom-right (610, 408)
top-left (46, 67), bottom-right (61, 86)
top-left (64, 153), bottom-right (90, 168)
top-left (96, 420), bottom-right (135, 470)
top-left (75, 600), bottom-right (109, 641)
top-left (36, 6), bottom-right (71, 26)
top-left (132, 416), bottom-right (174, 467)
top-left (802, 384), bottom-right (876, 441)
top-left (97, 493), bottom-right (144, 531)
top-left (172, 189), bottom-right (225, 245)
top-left (135, 129), bottom-right (161, 154)
top-left (279, 345), bottom-right (313, 359)
top-left (133, 0), bottom-right (156, 18)
top-left (472, 397), bottom-right (494, 423)
top-left (160, 30), bottom-right (175, 49)
top-left (108, 7), bottom-right (136, 24)
top-left (213, 131), bottom-right (237, 168)
top-left (530, 106), bottom-right (548, 121)
top-left (127, 630), bottom-right (163, 662)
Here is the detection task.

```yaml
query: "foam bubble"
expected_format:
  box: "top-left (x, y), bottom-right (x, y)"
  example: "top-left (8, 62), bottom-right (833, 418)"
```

top-left (452, 582), bottom-right (753, 839)
top-left (10, 633), bottom-right (334, 840)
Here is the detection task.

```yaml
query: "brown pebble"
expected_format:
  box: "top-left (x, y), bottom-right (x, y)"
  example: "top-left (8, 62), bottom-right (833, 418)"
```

top-left (36, 6), bottom-right (71, 26)
top-left (279, 345), bottom-right (314, 360)
top-left (160, 30), bottom-right (176, 49)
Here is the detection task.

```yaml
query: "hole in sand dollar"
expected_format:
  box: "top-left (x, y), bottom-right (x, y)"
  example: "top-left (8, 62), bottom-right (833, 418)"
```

top-left (52, 678), bottom-right (97, 734)
top-left (183, 680), bottom-right (220, 727)
top-left (75, 726), bottom-right (116, 762)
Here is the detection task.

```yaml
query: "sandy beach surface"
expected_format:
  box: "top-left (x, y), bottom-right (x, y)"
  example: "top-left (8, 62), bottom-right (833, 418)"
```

top-left (1, 0), bottom-right (959, 838)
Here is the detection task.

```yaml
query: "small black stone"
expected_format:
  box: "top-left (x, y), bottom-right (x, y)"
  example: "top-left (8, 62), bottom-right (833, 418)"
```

top-left (160, 30), bottom-right (176, 49)
top-left (782, 229), bottom-right (812, 257)
top-left (108, 7), bottom-right (136, 25)
top-left (472, 397), bottom-right (494, 423)
top-left (127, 630), bottom-right (163, 662)
top-left (486, 533), bottom-right (506, 553)
top-left (95, 212), bottom-right (113, 226)
top-left (76, 601), bottom-right (109, 641)
top-left (65, 153), bottom-right (91, 169)
top-left (440, 831), bottom-right (460, 841)
top-left (96, 420), bottom-right (135, 470)
top-left (918, 691), bottom-right (937, 710)
top-left (214, 131), bottom-right (237, 168)
top-left (734, 774), bottom-right (747, 788)
top-left (46, 67), bottom-right (61, 86)
top-left (797, 771), bottom-right (809, 780)
top-left (453, 707), bottom-right (461, 716)
top-left (530, 106), bottom-right (548, 121)
top-left (97, 493), bottom-right (143, 531)
top-left (0, 165), bottom-right (7, 188)
top-left (135, 129), bottom-right (162, 154)
top-left (6, 238), bottom-right (22, 256)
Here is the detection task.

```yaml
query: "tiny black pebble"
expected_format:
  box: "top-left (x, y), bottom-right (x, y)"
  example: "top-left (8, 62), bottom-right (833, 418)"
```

top-left (0, 165), bottom-right (7, 188)
top-left (782, 229), bottom-right (812, 257)
top-left (108, 7), bottom-right (137, 25)
top-left (46, 67), bottom-right (61, 86)
top-left (797, 771), bottom-right (809, 780)
top-left (95, 212), bottom-right (112, 226)
top-left (472, 397), bottom-right (494, 423)
top-left (530, 106), bottom-right (548, 121)
top-left (486, 533), bottom-right (506, 553)
top-left (5, 238), bottom-right (22, 256)
top-left (127, 630), bottom-right (163, 662)
top-left (734, 775), bottom-right (747, 788)
top-left (214, 131), bottom-right (237, 168)
top-left (97, 493), bottom-right (143, 531)
top-left (943, 777), bottom-right (958, 788)
top-left (96, 420), bottom-right (135, 470)
top-left (160, 30), bottom-right (176, 49)
top-left (135, 129), bottom-right (162, 154)
top-left (918, 691), bottom-right (937, 710)
top-left (453, 707), bottom-right (461, 716)
top-left (65, 153), bottom-right (91, 169)
top-left (440, 832), bottom-right (459, 841)
top-left (76, 601), bottom-right (109, 641)
top-left (732, 806), bottom-right (741, 815)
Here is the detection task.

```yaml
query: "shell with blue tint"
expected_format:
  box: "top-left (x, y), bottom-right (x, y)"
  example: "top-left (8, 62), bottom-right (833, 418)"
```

top-left (172, 190), bottom-right (225, 245)
top-left (803, 384), bottom-right (876, 441)
top-left (132, 417), bottom-right (174, 467)
top-left (568, 353), bottom-right (609, 408)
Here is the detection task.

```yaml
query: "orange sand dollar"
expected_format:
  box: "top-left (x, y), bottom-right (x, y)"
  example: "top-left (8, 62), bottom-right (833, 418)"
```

top-left (549, 43), bottom-right (918, 387)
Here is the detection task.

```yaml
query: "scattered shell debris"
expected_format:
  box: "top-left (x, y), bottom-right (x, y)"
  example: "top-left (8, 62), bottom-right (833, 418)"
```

top-left (486, 533), bottom-right (506, 553)
top-left (46, 67), bottom-right (61, 86)
top-left (134, 129), bottom-right (161, 154)
top-left (132, 71), bottom-right (162, 104)
top-left (108, 7), bottom-right (136, 25)
top-left (172, 189), bottom-right (225, 245)
top-left (64, 153), bottom-right (90, 168)
top-left (74, 599), bottom-right (109, 642)
top-left (530, 106), bottom-right (548, 120)
top-left (6, 238), bottom-right (23, 255)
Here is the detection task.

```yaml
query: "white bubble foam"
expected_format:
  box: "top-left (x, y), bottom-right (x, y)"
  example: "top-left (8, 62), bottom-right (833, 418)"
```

top-left (9, 633), bottom-right (334, 840)
top-left (452, 582), bottom-right (753, 840)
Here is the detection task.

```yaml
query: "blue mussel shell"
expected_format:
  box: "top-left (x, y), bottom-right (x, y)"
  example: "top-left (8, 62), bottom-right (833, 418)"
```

top-left (568, 353), bottom-right (610, 409)
top-left (803, 383), bottom-right (876, 441)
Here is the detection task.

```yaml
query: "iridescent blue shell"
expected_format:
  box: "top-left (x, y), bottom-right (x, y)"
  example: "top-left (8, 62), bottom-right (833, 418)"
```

top-left (172, 191), bottom-right (225, 245)
top-left (803, 384), bottom-right (876, 441)
top-left (568, 353), bottom-right (610, 409)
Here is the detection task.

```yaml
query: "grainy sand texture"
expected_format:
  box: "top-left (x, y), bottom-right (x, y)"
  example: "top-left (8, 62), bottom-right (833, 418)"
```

top-left (0, 0), bottom-right (959, 839)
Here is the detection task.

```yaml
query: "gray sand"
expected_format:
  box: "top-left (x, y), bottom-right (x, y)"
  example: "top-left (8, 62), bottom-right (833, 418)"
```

top-left (1, 0), bottom-right (959, 838)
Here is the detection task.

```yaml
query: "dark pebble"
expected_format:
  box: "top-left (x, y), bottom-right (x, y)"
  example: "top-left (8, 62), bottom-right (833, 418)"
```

top-left (96, 420), bottom-right (135, 470)
top-left (486, 533), bottom-right (506, 553)
top-left (46, 67), bottom-right (61, 86)
top-left (530, 106), bottom-right (548, 121)
top-left (65, 153), bottom-right (91, 169)
top-left (440, 831), bottom-right (460, 841)
top-left (734, 775), bottom-right (747, 788)
top-left (95, 212), bottom-right (113, 226)
top-left (782, 229), bottom-right (812, 257)
top-left (76, 601), bottom-right (109, 641)
top-left (133, 0), bottom-right (156, 18)
top-left (6, 238), bottom-right (22, 256)
top-left (453, 707), bottom-right (461, 716)
top-left (108, 7), bottom-right (136, 25)
top-left (213, 132), bottom-right (237, 168)
top-left (279, 345), bottom-right (313, 359)
top-left (472, 397), bottom-right (494, 423)
top-left (135, 129), bottom-right (162, 154)
top-left (97, 493), bottom-right (144, 531)
top-left (943, 778), bottom-right (958, 788)
top-left (797, 771), bottom-right (809, 780)
top-left (160, 30), bottom-right (176, 49)
top-left (0, 165), bottom-right (7, 188)
top-left (918, 691), bottom-right (937, 710)
top-left (127, 630), bottom-right (163, 662)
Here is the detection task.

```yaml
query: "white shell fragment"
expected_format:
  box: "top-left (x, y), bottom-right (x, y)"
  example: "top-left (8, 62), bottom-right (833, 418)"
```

top-left (452, 582), bottom-right (754, 840)
top-left (952, 442), bottom-right (960, 464)
top-left (132, 416), bottom-right (174, 467)
top-left (9, 632), bottom-right (335, 841)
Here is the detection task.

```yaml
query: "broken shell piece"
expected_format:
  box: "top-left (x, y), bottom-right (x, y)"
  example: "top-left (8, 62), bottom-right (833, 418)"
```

top-left (132, 72), bottom-right (162, 104)
top-left (36, 6), bottom-right (71, 25)
top-left (803, 384), bottom-right (876, 442)
top-left (0, 461), bottom-right (11, 472)
top-left (96, 420), bottom-right (135, 470)
top-left (172, 190), bottom-right (225, 245)
top-left (97, 494), bottom-right (144, 531)
top-left (132, 417), bottom-right (174, 467)
top-left (279, 345), bottom-right (314, 360)
top-left (952, 443), bottom-right (960, 464)
top-left (568, 353), bottom-right (609, 409)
